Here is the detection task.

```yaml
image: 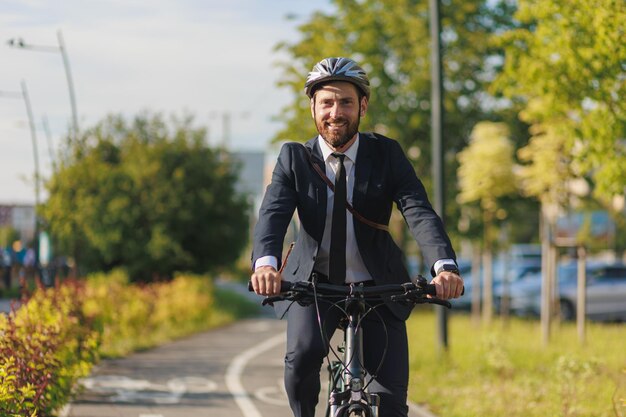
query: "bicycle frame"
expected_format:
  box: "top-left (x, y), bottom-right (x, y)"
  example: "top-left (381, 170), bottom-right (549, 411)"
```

top-left (249, 277), bottom-right (452, 417)
top-left (327, 292), bottom-right (380, 417)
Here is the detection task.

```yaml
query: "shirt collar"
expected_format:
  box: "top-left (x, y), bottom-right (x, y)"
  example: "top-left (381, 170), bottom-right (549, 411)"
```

top-left (317, 133), bottom-right (360, 163)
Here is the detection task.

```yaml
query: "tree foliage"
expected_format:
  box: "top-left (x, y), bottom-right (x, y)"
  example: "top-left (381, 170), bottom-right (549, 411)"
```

top-left (493, 0), bottom-right (626, 202)
top-left (458, 122), bottom-right (517, 209)
top-left (457, 121), bottom-right (517, 249)
top-left (274, 0), bottom-right (519, 177)
top-left (42, 113), bottom-right (250, 280)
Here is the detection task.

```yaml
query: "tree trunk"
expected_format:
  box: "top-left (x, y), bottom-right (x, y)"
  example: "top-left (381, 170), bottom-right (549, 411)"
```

top-left (471, 242), bottom-right (482, 326)
top-left (481, 248), bottom-right (493, 325)
top-left (576, 246), bottom-right (587, 344)
top-left (540, 206), bottom-right (553, 346)
top-left (481, 209), bottom-right (495, 325)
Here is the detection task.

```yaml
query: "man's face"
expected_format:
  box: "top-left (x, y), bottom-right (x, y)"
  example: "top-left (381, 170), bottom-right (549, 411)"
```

top-left (311, 81), bottom-right (368, 151)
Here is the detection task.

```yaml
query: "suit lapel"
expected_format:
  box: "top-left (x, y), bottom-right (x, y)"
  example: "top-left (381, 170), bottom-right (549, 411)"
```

top-left (353, 133), bottom-right (373, 210)
top-left (305, 137), bottom-right (328, 238)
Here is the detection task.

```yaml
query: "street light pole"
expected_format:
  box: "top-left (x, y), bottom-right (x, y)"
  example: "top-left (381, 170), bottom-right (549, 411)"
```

top-left (7, 29), bottom-right (79, 140)
top-left (0, 81), bottom-right (41, 262)
top-left (429, 0), bottom-right (449, 353)
top-left (56, 30), bottom-right (79, 140)
top-left (21, 81), bottom-right (42, 213)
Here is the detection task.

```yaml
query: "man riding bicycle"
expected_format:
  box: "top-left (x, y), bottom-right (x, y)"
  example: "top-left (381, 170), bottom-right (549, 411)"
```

top-left (250, 57), bottom-right (463, 417)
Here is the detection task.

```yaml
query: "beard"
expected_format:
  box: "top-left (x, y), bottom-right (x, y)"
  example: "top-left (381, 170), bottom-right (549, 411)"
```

top-left (315, 113), bottom-right (361, 149)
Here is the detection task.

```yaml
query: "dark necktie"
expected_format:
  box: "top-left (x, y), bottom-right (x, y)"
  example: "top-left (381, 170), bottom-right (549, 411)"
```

top-left (329, 153), bottom-right (347, 284)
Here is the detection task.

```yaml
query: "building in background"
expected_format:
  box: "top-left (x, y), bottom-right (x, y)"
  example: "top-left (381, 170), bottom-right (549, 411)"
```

top-left (231, 150), bottom-right (266, 213)
top-left (0, 204), bottom-right (35, 244)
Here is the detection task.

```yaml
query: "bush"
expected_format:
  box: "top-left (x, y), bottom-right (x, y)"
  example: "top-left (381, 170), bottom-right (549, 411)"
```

top-left (83, 270), bottom-right (236, 357)
top-left (0, 271), bottom-right (257, 416)
top-left (0, 281), bottom-right (98, 417)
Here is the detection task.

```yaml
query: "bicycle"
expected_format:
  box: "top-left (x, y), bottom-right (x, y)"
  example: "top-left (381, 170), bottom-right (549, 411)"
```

top-left (249, 275), bottom-right (453, 417)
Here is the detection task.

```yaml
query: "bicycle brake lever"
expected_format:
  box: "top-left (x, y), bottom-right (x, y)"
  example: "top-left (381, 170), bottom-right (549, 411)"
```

top-left (262, 295), bottom-right (284, 306)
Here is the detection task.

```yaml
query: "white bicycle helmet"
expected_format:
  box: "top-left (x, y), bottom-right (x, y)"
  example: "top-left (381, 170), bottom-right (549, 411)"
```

top-left (304, 57), bottom-right (370, 99)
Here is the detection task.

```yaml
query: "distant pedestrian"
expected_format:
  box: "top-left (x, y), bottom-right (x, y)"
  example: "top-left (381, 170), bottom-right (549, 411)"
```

top-left (2, 248), bottom-right (12, 291)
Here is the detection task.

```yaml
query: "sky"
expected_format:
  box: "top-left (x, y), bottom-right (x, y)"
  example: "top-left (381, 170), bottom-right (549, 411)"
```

top-left (0, 0), bottom-right (333, 204)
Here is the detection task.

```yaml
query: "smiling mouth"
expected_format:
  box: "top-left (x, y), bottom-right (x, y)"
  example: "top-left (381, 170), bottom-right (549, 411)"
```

top-left (326, 121), bottom-right (347, 129)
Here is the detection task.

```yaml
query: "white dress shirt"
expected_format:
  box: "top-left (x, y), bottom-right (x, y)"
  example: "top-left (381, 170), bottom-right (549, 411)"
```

top-left (315, 135), bottom-right (372, 283)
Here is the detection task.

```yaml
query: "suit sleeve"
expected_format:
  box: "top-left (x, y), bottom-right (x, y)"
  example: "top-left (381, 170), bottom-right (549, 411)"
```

top-left (251, 144), bottom-right (298, 270)
top-left (388, 140), bottom-right (456, 271)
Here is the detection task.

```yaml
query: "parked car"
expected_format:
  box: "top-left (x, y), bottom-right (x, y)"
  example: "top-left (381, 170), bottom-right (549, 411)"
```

top-left (495, 261), bottom-right (626, 321)
top-left (450, 259), bottom-right (542, 310)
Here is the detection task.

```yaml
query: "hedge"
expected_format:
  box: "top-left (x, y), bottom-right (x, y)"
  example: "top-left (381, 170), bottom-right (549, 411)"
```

top-left (0, 271), bottom-right (251, 417)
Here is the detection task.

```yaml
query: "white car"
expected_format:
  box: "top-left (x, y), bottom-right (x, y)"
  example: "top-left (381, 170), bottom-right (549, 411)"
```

top-left (496, 262), bottom-right (626, 321)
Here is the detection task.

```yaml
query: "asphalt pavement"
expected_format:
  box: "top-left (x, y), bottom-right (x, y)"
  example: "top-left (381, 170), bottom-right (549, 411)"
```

top-left (2, 281), bottom-right (437, 417)
top-left (65, 315), bottom-right (437, 417)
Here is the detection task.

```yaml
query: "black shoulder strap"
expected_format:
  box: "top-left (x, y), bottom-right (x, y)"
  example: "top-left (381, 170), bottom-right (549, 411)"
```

top-left (303, 144), bottom-right (389, 232)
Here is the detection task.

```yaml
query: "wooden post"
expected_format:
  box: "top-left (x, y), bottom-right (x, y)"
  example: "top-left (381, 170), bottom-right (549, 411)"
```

top-left (471, 244), bottom-right (482, 326)
top-left (540, 209), bottom-right (551, 346)
top-left (576, 246), bottom-right (587, 344)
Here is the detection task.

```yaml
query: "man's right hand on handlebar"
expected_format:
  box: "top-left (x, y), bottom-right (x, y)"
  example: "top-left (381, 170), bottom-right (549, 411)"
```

top-left (431, 271), bottom-right (464, 300)
top-left (250, 265), bottom-right (283, 296)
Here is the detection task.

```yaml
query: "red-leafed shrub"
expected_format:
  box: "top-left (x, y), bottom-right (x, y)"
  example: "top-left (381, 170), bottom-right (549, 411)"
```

top-left (0, 281), bottom-right (98, 416)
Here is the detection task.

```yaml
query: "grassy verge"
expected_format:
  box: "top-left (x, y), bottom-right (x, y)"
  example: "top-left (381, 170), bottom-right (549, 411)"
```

top-left (407, 310), bottom-right (625, 417)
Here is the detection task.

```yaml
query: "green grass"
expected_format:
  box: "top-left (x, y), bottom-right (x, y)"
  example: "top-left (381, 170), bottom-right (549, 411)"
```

top-left (407, 310), bottom-right (625, 417)
top-left (212, 287), bottom-right (260, 324)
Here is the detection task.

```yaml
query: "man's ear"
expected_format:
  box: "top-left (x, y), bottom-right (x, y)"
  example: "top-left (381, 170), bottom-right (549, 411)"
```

top-left (360, 96), bottom-right (369, 117)
top-left (310, 97), bottom-right (315, 118)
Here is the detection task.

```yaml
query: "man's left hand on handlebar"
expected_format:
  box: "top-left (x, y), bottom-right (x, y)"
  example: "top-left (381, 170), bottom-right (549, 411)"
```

top-left (250, 265), bottom-right (283, 296)
top-left (431, 271), bottom-right (464, 300)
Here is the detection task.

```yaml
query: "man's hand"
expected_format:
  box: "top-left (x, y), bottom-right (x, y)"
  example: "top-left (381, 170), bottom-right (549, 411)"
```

top-left (250, 265), bottom-right (283, 296)
top-left (431, 271), bottom-right (464, 300)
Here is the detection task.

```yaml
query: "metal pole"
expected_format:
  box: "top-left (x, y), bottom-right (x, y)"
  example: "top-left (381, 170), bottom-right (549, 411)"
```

top-left (56, 29), bottom-right (79, 139)
top-left (429, 0), bottom-right (448, 351)
top-left (20, 81), bottom-right (41, 209)
top-left (20, 80), bottom-right (41, 266)
top-left (7, 31), bottom-right (79, 140)
top-left (42, 115), bottom-right (57, 172)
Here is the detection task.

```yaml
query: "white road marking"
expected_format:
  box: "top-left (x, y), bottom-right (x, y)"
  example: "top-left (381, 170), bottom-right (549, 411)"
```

top-left (79, 375), bottom-right (217, 404)
top-left (223, 329), bottom-right (437, 417)
top-left (255, 386), bottom-right (289, 406)
top-left (225, 332), bottom-right (286, 417)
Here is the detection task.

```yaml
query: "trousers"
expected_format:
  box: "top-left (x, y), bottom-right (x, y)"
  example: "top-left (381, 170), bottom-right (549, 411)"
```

top-left (283, 296), bottom-right (410, 417)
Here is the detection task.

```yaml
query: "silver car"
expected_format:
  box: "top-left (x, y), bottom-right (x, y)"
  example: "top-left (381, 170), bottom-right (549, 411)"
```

top-left (496, 261), bottom-right (626, 321)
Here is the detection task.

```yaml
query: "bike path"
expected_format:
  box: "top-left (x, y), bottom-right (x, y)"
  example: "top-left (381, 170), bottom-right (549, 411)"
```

top-left (67, 310), bottom-right (436, 417)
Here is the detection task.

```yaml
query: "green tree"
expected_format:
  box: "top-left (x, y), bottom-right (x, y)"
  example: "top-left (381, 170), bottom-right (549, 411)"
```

top-left (42, 113), bottom-right (250, 281)
top-left (457, 122), bottom-right (517, 322)
top-left (492, 0), bottom-right (625, 342)
top-left (493, 0), bottom-right (626, 202)
top-left (274, 0), bottom-right (524, 255)
top-left (275, 0), bottom-right (518, 173)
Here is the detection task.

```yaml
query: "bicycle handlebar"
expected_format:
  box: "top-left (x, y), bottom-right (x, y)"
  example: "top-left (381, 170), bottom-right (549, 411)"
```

top-left (247, 276), bottom-right (454, 309)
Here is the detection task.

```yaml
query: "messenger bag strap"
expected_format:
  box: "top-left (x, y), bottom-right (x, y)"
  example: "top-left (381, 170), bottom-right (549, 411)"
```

top-left (304, 145), bottom-right (389, 232)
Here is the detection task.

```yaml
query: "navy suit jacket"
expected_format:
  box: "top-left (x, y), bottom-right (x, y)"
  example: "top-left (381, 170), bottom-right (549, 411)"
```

top-left (252, 132), bottom-right (456, 320)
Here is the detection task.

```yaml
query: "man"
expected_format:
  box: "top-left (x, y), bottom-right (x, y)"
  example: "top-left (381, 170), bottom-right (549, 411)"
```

top-left (250, 57), bottom-right (463, 417)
